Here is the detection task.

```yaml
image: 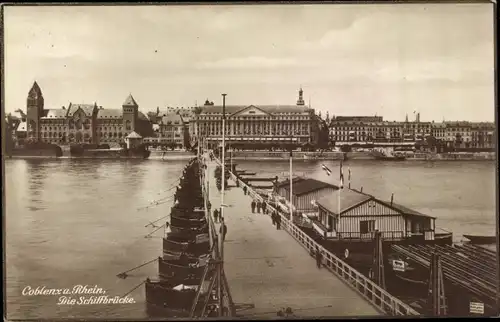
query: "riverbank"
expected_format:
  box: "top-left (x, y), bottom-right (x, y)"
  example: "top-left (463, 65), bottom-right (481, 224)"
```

top-left (6, 148), bottom-right (195, 160)
top-left (148, 150), bottom-right (195, 161)
top-left (228, 151), bottom-right (496, 161)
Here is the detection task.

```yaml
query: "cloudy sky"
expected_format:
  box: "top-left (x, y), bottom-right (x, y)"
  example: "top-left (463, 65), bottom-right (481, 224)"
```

top-left (4, 3), bottom-right (495, 121)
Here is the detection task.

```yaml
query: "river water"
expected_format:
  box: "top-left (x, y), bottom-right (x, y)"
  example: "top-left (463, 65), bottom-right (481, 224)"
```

top-left (4, 158), bottom-right (497, 320)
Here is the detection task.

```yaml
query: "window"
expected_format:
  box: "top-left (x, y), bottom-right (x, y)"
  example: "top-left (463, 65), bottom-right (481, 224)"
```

top-left (360, 220), bottom-right (376, 234)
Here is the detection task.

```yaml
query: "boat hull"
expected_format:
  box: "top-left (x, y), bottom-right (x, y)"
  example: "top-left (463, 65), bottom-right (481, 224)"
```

top-left (158, 258), bottom-right (205, 284)
top-left (163, 237), bottom-right (210, 257)
top-left (145, 280), bottom-right (196, 317)
top-left (463, 234), bottom-right (496, 245)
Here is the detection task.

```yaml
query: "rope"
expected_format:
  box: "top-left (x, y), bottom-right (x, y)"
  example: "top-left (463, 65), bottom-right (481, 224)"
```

top-left (145, 223), bottom-right (166, 238)
top-left (145, 213), bottom-right (171, 227)
top-left (137, 195), bottom-right (175, 211)
top-left (116, 257), bottom-right (159, 279)
top-left (136, 173), bottom-right (186, 211)
top-left (121, 279), bottom-right (147, 297)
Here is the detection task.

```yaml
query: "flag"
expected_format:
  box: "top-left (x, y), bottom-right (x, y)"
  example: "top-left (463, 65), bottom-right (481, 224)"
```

top-left (321, 164), bottom-right (332, 176)
top-left (339, 160), bottom-right (344, 189)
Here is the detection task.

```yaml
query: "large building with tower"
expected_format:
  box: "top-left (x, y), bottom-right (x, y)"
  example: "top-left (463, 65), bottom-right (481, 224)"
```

top-left (194, 88), bottom-right (319, 148)
top-left (23, 81), bottom-right (153, 145)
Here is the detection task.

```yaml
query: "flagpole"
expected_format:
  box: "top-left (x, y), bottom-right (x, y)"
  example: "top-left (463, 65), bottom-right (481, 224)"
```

top-left (338, 160), bottom-right (342, 218)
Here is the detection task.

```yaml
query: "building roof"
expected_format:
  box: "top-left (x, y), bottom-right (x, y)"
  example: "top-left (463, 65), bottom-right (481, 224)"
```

top-left (126, 131), bottom-right (142, 139)
top-left (199, 104), bottom-right (311, 116)
top-left (97, 109), bottom-right (123, 119)
top-left (67, 103), bottom-right (96, 117)
top-left (318, 188), bottom-right (436, 219)
top-left (278, 177), bottom-right (338, 196)
top-left (28, 81), bottom-right (43, 99)
top-left (377, 200), bottom-right (435, 219)
top-left (12, 110), bottom-right (26, 120)
top-left (161, 113), bottom-right (184, 125)
top-left (42, 108), bottom-right (68, 119)
top-left (123, 94), bottom-right (138, 106)
top-left (317, 189), bottom-right (372, 215)
top-left (137, 111), bottom-right (148, 121)
top-left (17, 121), bottom-right (27, 132)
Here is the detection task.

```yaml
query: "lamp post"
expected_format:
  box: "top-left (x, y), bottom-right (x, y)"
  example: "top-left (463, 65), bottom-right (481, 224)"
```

top-left (288, 134), bottom-right (294, 226)
top-left (218, 93), bottom-right (227, 316)
top-left (221, 94), bottom-right (227, 224)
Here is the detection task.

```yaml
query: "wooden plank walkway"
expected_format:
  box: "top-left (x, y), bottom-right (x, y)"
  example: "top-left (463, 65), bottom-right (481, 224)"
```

top-left (205, 158), bottom-right (380, 318)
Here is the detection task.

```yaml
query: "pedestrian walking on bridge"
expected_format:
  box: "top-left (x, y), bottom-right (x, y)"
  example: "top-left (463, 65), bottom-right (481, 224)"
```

top-left (276, 214), bottom-right (281, 230)
top-left (315, 246), bottom-right (323, 269)
top-left (243, 185), bottom-right (247, 195)
top-left (251, 200), bottom-right (256, 213)
top-left (213, 208), bottom-right (219, 223)
top-left (220, 222), bottom-right (227, 241)
top-left (256, 201), bottom-right (261, 214)
top-left (262, 202), bottom-right (267, 214)
top-left (271, 211), bottom-right (277, 225)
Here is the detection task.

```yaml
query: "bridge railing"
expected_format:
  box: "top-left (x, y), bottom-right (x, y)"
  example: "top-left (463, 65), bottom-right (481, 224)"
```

top-left (201, 156), bottom-right (236, 317)
top-left (212, 154), bottom-right (419, 316)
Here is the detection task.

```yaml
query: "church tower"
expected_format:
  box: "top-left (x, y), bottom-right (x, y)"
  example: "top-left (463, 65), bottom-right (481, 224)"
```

top-left (122, 94), bottom-right (139, 133)
top-left (26, 81), bottom-right (44, 141)
top-left (296, 87), bottom-right (305, 106)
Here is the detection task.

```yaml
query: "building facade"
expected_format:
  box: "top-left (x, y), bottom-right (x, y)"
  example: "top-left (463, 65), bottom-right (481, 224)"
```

top-left (143, 113), bottom-right (187, 148)
top-left (328, 114), bottom-right (495, 149)
top-left (24, 81), bottom-right (152, 145)
top-left (195, 89), bottom-right (317, 147)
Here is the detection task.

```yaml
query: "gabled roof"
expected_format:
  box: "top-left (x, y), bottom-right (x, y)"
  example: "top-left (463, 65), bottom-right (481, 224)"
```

top-left (137, 111), bottom-right (148, 121)
top-left (161, 113), bottom-right (184, 125)
top-left (317, 189), bottom-right (372, 215)
top-left (377, 200), bottom-right (436, 219)
top-left (123, 94), bottom-right (138, 106)
top-left (126, 131), bottom-right (142, 139)
top-left (67, 103), bottom-right (96, 117)
top-left (228, 105), bottom-right (272, 117)
top-left (17, 121), bottom-right (27, 132)
top-left (42, 109), bottom-right (67, 119)
top-left (318, 187), bottom-right (436, 219)
top-left (97, 109), bottom-right (123, 119)
top-left (277, 177), bottom-right (338, 196)
top-left (28, 81), bottom-right (43, 99)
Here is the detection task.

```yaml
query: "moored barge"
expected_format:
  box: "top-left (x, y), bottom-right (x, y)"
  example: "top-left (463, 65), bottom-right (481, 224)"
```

top-left (145, 157), bottom-right (213, 317)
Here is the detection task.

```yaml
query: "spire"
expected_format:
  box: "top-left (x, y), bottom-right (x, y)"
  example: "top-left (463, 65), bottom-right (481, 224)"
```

top-left (296, 86), bottom-right (305, 106)
top-left (405, 114), bottom-right (409, 123)
top-left (123, 93), bottom-right (138, 106)
top-left (28, 81), bottom-right (43, 99)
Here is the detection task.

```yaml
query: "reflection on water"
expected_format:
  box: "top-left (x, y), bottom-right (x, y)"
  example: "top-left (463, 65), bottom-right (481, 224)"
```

top-left (4, 158), bottom-right (497, 320)
top-left (5, 159), bottom-right (187, 320)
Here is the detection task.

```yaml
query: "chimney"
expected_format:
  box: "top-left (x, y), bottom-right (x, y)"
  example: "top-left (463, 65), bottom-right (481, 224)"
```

top-left (390, 193), bottom-right (394, 206)
top-left (360, 187), bottom-right (363, 193)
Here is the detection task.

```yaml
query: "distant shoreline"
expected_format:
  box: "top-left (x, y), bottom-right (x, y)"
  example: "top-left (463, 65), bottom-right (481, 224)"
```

top-left (4, 150), bottom-right (495, 162)
top-left (226, 151), bottom-right (496, 161)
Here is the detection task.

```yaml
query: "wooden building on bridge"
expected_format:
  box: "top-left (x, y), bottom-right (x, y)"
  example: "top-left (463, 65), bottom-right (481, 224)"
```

top-left (312, 188), bottom-right (452, 245)
top-left (275, 177), bottom-right (338, 216)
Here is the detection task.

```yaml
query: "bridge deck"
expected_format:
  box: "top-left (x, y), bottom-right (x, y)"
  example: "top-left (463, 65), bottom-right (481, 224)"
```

top-left (205, 159), bottom-right (379, 318)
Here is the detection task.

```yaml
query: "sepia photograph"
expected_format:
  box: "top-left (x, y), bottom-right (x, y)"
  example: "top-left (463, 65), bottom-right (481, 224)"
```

top-left (2, 2), bottom-right (498, 320)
